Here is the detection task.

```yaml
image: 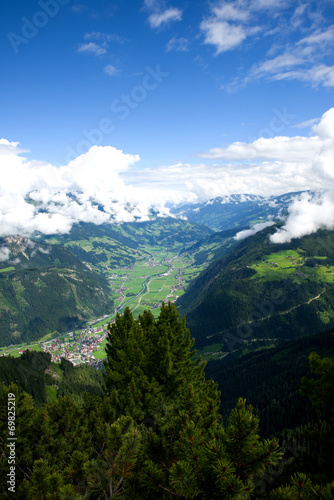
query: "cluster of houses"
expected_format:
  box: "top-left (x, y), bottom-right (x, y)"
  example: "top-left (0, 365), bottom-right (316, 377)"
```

top-left (40, 329), bottom-right (108, 366)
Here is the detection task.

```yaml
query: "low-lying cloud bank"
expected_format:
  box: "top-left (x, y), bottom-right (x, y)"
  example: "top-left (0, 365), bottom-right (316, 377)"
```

top-left (0, 142), bottom-right (175, 236)
top-left (235, 221), bottom-right (275, 241)
top-left (1, 107), bottom-right (334, 241)
top-left (270, 192), bottom-right (334, 243)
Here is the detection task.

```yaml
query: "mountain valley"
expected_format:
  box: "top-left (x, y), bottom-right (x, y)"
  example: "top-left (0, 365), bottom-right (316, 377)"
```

top-left (1, 192), bottom-right (334, 362)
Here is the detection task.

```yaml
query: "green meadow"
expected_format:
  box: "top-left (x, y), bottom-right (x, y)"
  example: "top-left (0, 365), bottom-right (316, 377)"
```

top-left (250, 249), bottom-right (334, 283)
top-left (0, 266), bottom-right (15, 273)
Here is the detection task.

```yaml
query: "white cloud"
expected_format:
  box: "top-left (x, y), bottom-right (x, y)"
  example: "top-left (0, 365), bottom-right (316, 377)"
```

top-left (246, 23), bottom-right (334, 88)
top-left (103, 64), bottom-right (121, 76)
top-left (213, 2), bottom-right (250, 22)
top-left (122, 158), bottom-right (319, 202)
top-left (166, 36), bottom-right (189, 52)
top-left (234, 221), bottom-right (275, 240)
top-left (202, 108), bottom-right (334, 165)
top-left (0, 247), bottom-right (11, 262)
top-left (202, 2), bottom-right (334, 91)
top-left (200, 0), bottom-right (278, 54)
top-left (201, 136), bottom-right (321, 162)
top-left (267, 109), bottom-right (334, 242)
top-left (0, 142), bottom-right (178, 236)
top-left (144, 0), bottom-right (158, 9)
top-left (201, 19), bottom-right (247, 53)
top-left (1, 108), bottom-right (334, 238)
top-left (307, 65), bottom-right (334, 87)
top-left (270, 192), bottom-right (334, 243)
top-left (148, 7), bottom-right (182, 28)
top-left (251, 53), bottom-right (304, 78)
top-left (293, 117), bottom-right (320, 129)
top-left (297, 26), bottom-right (334, 47)
top-left (0, 139), bottom-right (28, 155)
top-left (84, 32), bottom-right (125, 43)
top-left (77, 42), bottom-right (107, 56)
top-left (251, 0), bottom-right (287, 9)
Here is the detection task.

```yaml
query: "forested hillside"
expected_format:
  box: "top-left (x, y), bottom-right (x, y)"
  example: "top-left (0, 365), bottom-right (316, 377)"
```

top-left (205, 328), bottom-right (334, 438)
top-left (180, 226), bottom-right (244, 265)
top-left (0, 350), bottom-right (105, 406)
top-left (1, 304), bottom-right (334, 499)
top-left (177, 226), bottom-right (334, 349)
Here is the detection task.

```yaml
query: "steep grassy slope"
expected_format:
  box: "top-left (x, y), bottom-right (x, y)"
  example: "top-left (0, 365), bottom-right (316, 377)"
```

top-left (177, 226), bottom-right (334, 348)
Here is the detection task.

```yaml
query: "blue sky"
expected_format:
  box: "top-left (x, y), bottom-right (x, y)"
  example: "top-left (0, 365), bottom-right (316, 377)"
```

top-left (1, 0), bottom-right (334, 239)
top-left (2, 0), bottom-right (333, 165)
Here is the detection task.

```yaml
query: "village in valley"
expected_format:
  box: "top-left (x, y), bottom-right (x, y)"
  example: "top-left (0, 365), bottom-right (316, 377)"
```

top-left (38, 325), bottom-right (108, 367)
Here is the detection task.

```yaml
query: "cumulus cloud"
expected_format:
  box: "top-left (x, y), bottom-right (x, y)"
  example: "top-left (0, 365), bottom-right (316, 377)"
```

top-left (270, 193), bottom-right (334, 243)
top-left (199, 107), bottom-right (334, 242)
top-left (1, 107), bottom-right (334, 239)
top-left (0, 139), bottom-right (28, 155)
top-left (201, 19), bottom-right (247, 53)
top-left (200, 0), bottom-right (279, 54)
top-left (0, 142), bottom-right (172, 236)
top-left (234, 221), bottom-right (275, 240)
top-left (123, 160), bottom-right (318, 202)
top-left (268, 109), bottom-right (334, 242)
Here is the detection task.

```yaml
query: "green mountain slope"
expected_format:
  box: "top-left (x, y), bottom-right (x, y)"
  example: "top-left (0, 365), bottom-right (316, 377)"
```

top-left (181, 226), bottom-right (247, 265)
top-left (49, 218), bottom-right (213, 269)
top-left (176, 226), bottom-right (334, 349)
top-left (0, 218), bottom-right (212, 347)
top-left (0, 237), bottom-right (113, 346)
top-left (0, 350), bottom-right (105, 406)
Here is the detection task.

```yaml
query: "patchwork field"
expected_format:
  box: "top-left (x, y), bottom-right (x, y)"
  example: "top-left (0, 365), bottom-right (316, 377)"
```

top-left (92, 246), bottom-right (205, 323)
top-left (250, 249), bottom-right (334, 283)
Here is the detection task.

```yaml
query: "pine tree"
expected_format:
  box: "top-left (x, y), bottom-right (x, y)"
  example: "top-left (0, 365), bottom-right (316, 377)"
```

top-left (103, 302), bottom-right (215, 424)
top-left (83, 415), bottom-right (141, 498)
top-left (103, 304), bottom-right (282, 498)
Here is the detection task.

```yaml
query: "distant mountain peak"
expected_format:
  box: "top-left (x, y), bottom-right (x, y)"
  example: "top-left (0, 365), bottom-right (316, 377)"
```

top-left (172, 191), bottom-right (311, 232)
